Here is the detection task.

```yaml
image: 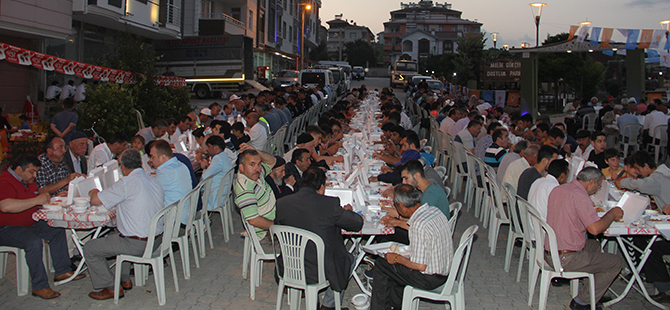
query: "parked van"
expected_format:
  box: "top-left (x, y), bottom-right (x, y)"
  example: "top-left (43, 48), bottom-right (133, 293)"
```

top-left (299, 69), bottom-right (337, 98)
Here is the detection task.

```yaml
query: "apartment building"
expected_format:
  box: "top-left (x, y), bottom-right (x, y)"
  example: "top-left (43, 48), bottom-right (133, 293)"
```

top-left (326, 15), bottom-right (374, 61)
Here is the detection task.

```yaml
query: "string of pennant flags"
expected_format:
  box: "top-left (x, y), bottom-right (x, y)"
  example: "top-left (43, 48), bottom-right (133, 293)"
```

top-left (0, 42), bottom-right (187, 87)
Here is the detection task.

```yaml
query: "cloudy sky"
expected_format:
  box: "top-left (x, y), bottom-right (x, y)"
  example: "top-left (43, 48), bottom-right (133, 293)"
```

top-left (320, 0), bottom-right (670, 48)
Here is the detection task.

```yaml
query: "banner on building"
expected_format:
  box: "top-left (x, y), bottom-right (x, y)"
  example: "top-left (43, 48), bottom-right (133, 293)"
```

top-left (647, 49), bottom-right (660, 63)
top-left (495, 90), bottom-right (506, 107)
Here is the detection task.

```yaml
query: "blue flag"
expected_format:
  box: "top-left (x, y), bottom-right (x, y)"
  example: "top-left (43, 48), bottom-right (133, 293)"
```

top-left (625, 30), bottom-right (640, 50)
top-left (602, 50), bottom-right (614, 56)
top-left (590, 28), bottom-right (601, 46)
top-left (666, 37), bottom-right (670, 50)
top-left (482, 91), bottom-right (494, 102)
top-left (647, 49), bottom-right (660, 63)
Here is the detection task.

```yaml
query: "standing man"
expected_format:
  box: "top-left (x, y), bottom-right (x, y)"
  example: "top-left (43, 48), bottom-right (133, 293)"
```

top-left (234, 147), bottom-right (277, 241)
top-left (0, 156), bottom-right (85, 299)
top-left (88, 132), bottom-right (128, 171)
top-left (50, 98), bottom-right (78, 143)
top-left (546, 167), bottom-right (623, 309)
top-left (371, 184), bottom-right (452, 310)
top-left (200, 136), bottom-right (234, 213)
top-left (36, 136), bottom-right (84, 196)
top-left (517, 145), bottom-right (558, 200)
top-left (275, 167), bottom-right (363, 310)
top-left (85, 149), bottom-right (165, 300)
top-left (148, 140), bottom-right (192, 224)
top-left (245, 112), bottom-right (268, 150)
top-left (63, 131), bottom-right (89, 175)
top-left (136, 119), bottom-right (169, 144)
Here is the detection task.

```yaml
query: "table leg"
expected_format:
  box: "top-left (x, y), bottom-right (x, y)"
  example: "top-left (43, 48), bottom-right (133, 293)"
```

top-left (54, 227), bottom-right (110, 286)
top-left (603, 236), bottom-right (666, 310)
top-left (350, 235), bottom-right (376, 296)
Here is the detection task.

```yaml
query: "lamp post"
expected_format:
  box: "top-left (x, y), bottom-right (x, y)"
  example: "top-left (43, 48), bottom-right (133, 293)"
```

top-left (301, 2), bottom-right (312, 70)
top-left (491, 32), bottom-right (498, 49)
top-left (661, 20), bottom-right (670, 52)
top-left (529, 3), bottom-right (546, 47)
top-left (503, 44), bottom-right (509, 51)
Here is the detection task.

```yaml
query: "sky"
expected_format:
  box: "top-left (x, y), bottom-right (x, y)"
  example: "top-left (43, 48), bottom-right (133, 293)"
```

top-left (319, 0), bottom-right (670, 48)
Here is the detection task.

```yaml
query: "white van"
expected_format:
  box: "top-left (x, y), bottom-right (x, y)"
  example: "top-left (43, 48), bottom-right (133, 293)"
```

top-left (299, 69), bottom-right (338, 98)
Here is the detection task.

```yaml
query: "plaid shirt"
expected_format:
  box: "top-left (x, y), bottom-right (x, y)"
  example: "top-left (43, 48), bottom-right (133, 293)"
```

top-left (408, 203), bottom-right (453, 276)
top-left (36, 153), bottom-right (71, 195)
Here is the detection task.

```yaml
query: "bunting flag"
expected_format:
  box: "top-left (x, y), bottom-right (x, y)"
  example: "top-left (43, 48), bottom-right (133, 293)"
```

top-left (647, 49), bottom-right (660, 63)
top-left (625, 30), bottom-right (640, 50)
top-left (637, 30), bottom-right (654, 49)
top-left (590, 28), bottom-right (602, 46)
top-left (577, 26), bottom-right (590, 43)
top-left (661, 52), bottom-right (670, 68)
top-left (600, 28), bottom-right (613, 48)
top-left (568, 25), bottom-right (580, 40)
top-left (482, 90), bottom-right (494, 102)
top-left (651, 29), bottom-right (666, 49)
top-left (617, 49), bottom-right (627, 56)
top-left (618, 29), bottom-right (629, 38)
top-left (602, 50), bottom-right (615, 56)
top-left (0, 42), bottom-right (186, 87)
top-left (506, 91), bottom-right (520, 107)
top-left (666, 37), bottom-right (670, 50)
top-left (495, 90), bottom-right (506, 107)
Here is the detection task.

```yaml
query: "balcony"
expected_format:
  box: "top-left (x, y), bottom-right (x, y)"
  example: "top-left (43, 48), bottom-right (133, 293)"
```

top-left (160, 3), bottom-right (181, 31)
top-left (200, 13), bottom-right (247, 35)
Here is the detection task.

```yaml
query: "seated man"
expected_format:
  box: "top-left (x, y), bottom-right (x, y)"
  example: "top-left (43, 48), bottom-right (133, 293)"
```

top-left (63, 131), bottom-right (89, 175)
top-left (546, 167), bottom-right (623, 309)
top-left (88, 132), bottom-right (128, 171)
top-left (616, 150), bottom-right (670, 206)
top-left (234, 147), bottom-right (277, 241)
top-left (136, 119), bottom-right (168, 144)
top-left (245, 112), bottom-right (268, 151)
top-left (284, 148), bottom-right (312, 192)
top-left (85, 149), bottom-right (165, 300)
top-left (200, 136), bottom-right (234, 213)
top-left (36, 136), bottom-right (84, 196)
top-left (148, 140), bottom-right (192, 224)
top-left (528, 159), bottom-right (569, 220)
top-left (517, 145), bottom-right (558, 200)
top-left (275, 167), bottom-right (364, 310)
top-left (484, 128), bottom-right (510, 172)
top-left (0, 156), bottom-right (85, 299)
top-left (371, 184), bottom-right (453, 310)
top-left (503, 144), bottom-right (539, 191)
top-left (587, 131), bottom-right (608, 170)
top-left (265, 156), bottom-right (295, 199)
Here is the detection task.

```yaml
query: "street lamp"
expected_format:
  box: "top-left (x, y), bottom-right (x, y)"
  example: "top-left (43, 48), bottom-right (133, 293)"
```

top-left (529, 3), bottom-right (547, 47)
top-left (503, 44), bottom-right (509, 51)
top-left (661, 20), bottom-right (670, 52)
top-left (301, 2), bottom-right (312, 70)
top-left (491, 32), bottom-right (498, 49)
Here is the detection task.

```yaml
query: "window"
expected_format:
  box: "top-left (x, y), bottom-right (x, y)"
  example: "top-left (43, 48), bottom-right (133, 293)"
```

top-left (402, 40), bottom-right (413, 52)
top-left (444, 41), bottom-right (453, 53)
top-left (231, 8), bottom-right (241, 21)
top-left (439, 26), bottom-right (444, 31)
top-left (464, 26), bottom-right (469, 33)
top-left (201, 1), bottom-right (213, 16)
top-left (350, 32), bottom-right (356, 39)
top-left (451, 26), bottom-right (456, 31)
top-left (249, 10), bottom-right (253, 28)
top-left (418, 39), bottom-right (429, 54)
top-left (108, 0), bottom-right (122, 7)
top-left (289, 26), bottom-right (293, 42)
top-left (423, 26), bottom-right (429, 32)
top-left (283, 21), bottom-right (287, 38)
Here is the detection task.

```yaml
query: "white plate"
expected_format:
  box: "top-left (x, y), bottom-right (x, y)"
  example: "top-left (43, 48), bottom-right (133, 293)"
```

top-left (362, 242), bottom-right (409, 258)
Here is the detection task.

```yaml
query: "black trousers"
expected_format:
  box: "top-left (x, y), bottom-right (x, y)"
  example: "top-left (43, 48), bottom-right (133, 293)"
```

top-left (370, 257), bottom-right (447, 310)
top-left (643, 240), bottom-right (670, 284)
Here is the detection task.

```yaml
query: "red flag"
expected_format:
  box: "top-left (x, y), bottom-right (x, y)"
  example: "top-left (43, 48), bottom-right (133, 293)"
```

top-left (568, 25), bottom-right (579, 40)
top-left (601, 28), bottom-right (613, 48)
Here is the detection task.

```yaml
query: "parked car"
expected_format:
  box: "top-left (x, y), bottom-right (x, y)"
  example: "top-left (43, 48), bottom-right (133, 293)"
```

top-left (272, 70), bottom-right (299, 88)
top-left (299, 69), bottom-right (337, 98)
top-left (329, 67), bottom-right (347, 96)
top-left (353, 66), bottom-right (365, 80)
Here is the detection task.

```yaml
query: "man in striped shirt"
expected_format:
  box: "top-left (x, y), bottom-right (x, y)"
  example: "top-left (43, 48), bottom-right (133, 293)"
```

top-left (484, 128), bottom-right (510, 173)
top-left (234, 146), bottom-right (277, 240)
top-left (371, 184), bottom-right (453, 310)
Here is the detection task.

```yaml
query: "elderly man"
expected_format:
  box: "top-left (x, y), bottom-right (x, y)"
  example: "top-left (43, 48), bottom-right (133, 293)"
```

top-left (284, 148), bottom-right (312, 193)
top-left (63, 131), bottom-right (89, 175)
top-left (275, 167), bottom-right (363, 310)
top-left (517, 145), bottom-right (558, 200)
top-left (497, 140), bottom-right (528, 185)
top-left (0, 156), bottom-right (85, 299)
top-left (503, 144), bottom-right (539, 191)
top-left (454, 119), bottom-right (482, 154)
top-left (36, 136), bottom-right (84, 196)
top-left (50, 98), bottom-right (78, 143)
top-left (198, 108), bottom-right (213, 127)
top-left (231, 98), bottom-right (246, 118)
top-left (528, 159), bottom-right (569, 220)
top-left (136, 119), bottom-right (168, 144)
top-left (371, 184), bottom-right (453, 310)
top-left (85, 149), bottom-right (165, 300)
top-left (546, 167), bottom-right (623, 309)
top-left (265, 156), bottom-right (295, 199)
top-left (484, 128), bottom-right (510, 172)
top-left (573, 130), bottom-right (593, 160)
top-left (148, 140), bottom-right (192, 224)
top-left (284, 133), bottom-right (317, 162)
top-left (209, 102), bottom-right (223, 121)
top-left (234, 146), bottom-right (277, 241)
top-left (200, 136), bottom-right (234, 213)
top-left (88, 132), bottom-right (128, 171)
top-left (245, 112), bottom-right (268, 150)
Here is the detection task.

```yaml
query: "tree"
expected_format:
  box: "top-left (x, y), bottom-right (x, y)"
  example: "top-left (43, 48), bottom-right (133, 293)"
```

top-left (309, 42), bottom-right (328, 61)
top-left (453, 33), bottom-right (486, 87)
top-left (424, 53), bottom-right (458, 78)
top-left (344, 39), bottom-right (377, 67)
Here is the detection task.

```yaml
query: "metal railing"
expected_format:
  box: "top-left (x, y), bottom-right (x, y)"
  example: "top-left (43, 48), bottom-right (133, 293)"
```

top-left (200, 12), bottom-right (246, 28)
top-left (166, 4), bottom-right (181, 28)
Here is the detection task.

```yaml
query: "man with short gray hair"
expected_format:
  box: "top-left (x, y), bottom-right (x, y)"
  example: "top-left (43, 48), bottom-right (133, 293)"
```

top-left (546, 167), bottom-right (623, 309)
top-left (136, 119), bottom-right (169, 144)
top-left (84, 149), bottom-right (165, 300)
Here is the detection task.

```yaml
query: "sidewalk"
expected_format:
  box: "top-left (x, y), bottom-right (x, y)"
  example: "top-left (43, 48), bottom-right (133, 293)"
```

top-left (0, 188), bottom-right (664, 309)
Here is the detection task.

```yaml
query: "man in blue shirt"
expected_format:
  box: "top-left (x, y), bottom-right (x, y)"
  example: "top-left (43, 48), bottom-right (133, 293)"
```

top-left (200, 135), bottom-right (233, 211)
top-left (617, 104), bottom-right (641, 138)
top-left (148, 140), bottom-right (192, 224)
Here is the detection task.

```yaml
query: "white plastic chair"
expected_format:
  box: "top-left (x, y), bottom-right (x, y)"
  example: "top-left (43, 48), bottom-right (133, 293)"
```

top-left (401, 225), bottom-right (479, 310)
top-left (648, 125), bottom-right (668, 164)
top-left (195, 175), bottom-right (216, 258)
top-left (516, 196), bottom-right (539, 301)
top-left (0, 246), bottom-right (29, 296)
top-left (241, 216), bottom-right (277, 300)
top-left (210, 169), bottom-right (236, 242)
top-left (526, 204), bottom-right (596, 310)
top-left (582, 113), bottom-right (597, 132)
top-left (450, 142), bottom-right (469, 200)
top-left (113, 202), bottom-right (180, 306)
top-left (619, 123), bottom-right (642, 158)
top-left (172, 177), bottom-right (210, 279)
top-left (448, 202), bottom-right (463, 235)
top-left (270, 225), bottom-right (342, 310)
top-left (500, 183), bottom-right (525, 275)
top-left (486, 175), bottom-right (510, 256)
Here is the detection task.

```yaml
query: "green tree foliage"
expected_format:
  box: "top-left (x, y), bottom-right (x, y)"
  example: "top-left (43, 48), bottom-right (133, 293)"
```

top-left (77, 33), bottom-right (192, 140)
top-left (309, 42), bottom-right (328, 61)
top-left (344, 39), bottom-right (377, 67)
top-left (454, 33), bottom-right (486, 86)
top-left (424, 53), bottom-right (457, 78)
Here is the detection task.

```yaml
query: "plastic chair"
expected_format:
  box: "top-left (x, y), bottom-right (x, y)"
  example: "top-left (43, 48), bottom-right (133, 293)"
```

top-left (619, 123), bottom-right (642, 158)
top-left (135, 109), bottom-right (145, 130)
top-left (648, 125), bottom-right (668, 164)
top-left (486, 175), bottom-right (510, 256)
top-left (241, 216), bottom-right (277, 300)
top-left (500, 183), bottom-right (524, 275)
top-left (172, 177), bottom-right (209, 279)
top-left (515, 196), bottom-right (538, 300)
top-left (195, 174), bottom-right (216, 258)
top-left (113, 202), bottom-right (179, 306)
top-left (526, 205), bottom-right (596, 310)
top-left (450, 143), bottom-right (469, 201)
top-left (582, 113), bottom-right (597, 132)
top-left (270, 225), bottom-right (342, 310)
top-left (0, 246), bottom-right (30, 296)
top-left (401, 225), bottom-right (479, 310)
top-left (448, 202), bottom-right (463, 235)
top-left (210, 169), bottom-right (236, 242)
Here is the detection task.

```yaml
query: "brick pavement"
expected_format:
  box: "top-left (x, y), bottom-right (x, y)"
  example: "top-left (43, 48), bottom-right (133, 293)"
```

top-left (0, 188), bottom-right (665, 309)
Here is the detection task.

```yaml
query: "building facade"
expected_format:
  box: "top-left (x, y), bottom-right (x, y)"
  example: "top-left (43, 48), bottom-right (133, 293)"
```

top-left (382, 1), bottom-right (482, 66)
top-left (325, 15), bottom-right (374, 62)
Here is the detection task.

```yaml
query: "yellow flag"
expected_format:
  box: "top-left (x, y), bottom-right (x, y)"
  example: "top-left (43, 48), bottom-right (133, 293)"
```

top-left (637, 29), bottom-right (654, 49)
top-left (568, 25), bottom-right (579, 40)
top-left (600, 28), bottom-right (613, 47)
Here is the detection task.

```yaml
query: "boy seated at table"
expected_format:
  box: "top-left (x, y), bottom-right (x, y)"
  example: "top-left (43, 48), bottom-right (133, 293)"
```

top-left (130, 135), bottom-right (145, 154)
top-left (601, 148), bottom-right (624, 180)
top-left (230, 122), bottom-right (250, 150)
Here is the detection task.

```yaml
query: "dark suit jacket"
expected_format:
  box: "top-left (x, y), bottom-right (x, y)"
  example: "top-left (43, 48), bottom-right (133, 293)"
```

top-left (265, 175), bottom-right (294, 199)
top-left (275, 188), bottom-right (364, 292)
top-left (63, 149), bottom-right (87, 175)
top-left (284, 162), bottom-right (303, 192)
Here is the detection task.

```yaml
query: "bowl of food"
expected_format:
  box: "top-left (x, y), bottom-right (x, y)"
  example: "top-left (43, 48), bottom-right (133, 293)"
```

top-left (74, 197), bottom-right (90, 208)
top-left (43, 204), bottom-right (61, 212)
top-left (50, 197), bottom-right (67, 206)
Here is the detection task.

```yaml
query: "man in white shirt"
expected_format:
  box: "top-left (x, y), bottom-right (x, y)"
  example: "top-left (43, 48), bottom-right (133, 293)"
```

top-left (88, 132), bottom-right (128, 171)
top-left (246, 112), bottom-right (267, 150)
top-left (644, 104), bottom-right (668, 140)
top-left (74, 80), bottom-right (87, 102)
top-left (136, 119), bottom-right (168, 144)
top-left (46, 81), bottom-right (62, 100)
top-left (439, 108), bottom-right (459, 137)
top-left (454, 119), bottom-right (482, 153)
top-left (452, 109), bottom-right (477, 135)
top-left (572, 130), bottom-right (594, 160)
top-left (528, 159), bottom-right (569, 220)
top-left (502, 144), bottom-right (538, 190)
top-left (59, 80), bottom-right (76, 100)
